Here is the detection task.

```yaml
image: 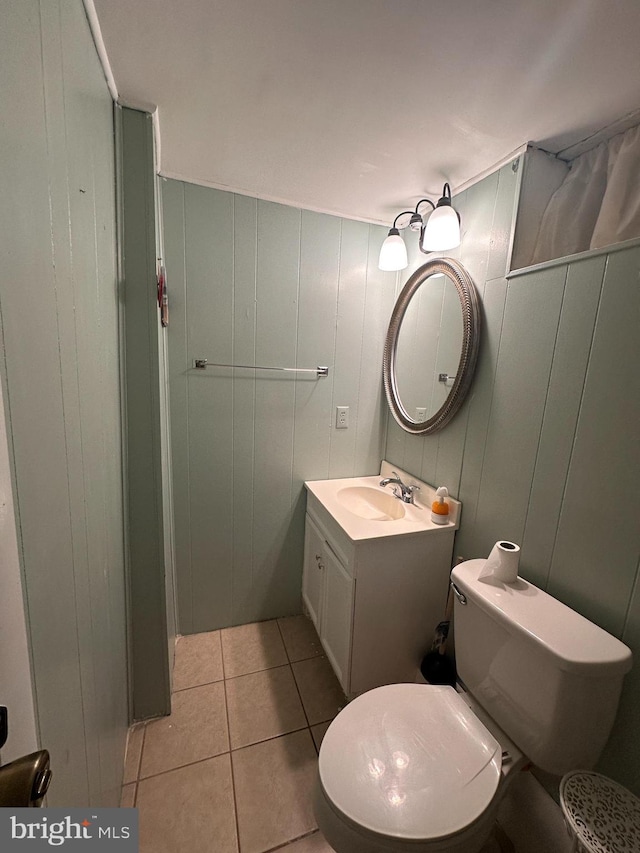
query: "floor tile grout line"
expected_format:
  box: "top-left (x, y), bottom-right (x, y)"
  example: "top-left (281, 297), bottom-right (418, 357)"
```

top-left (230, 724), bottom-right (312, 755)
top-left (229, 664), bottom-right (313, 751)
top-left (288, 660), bottom-right (314, 732)
top-left (278, 619), bottom-right (344, 740)
top-left (175, 618), bottom-right (322, 679)
top-left (224, 661), bottom-right (293, 684)
top-left (263, 828), bottom-right (322, 853)
top-left (276, 617), bottom-right (295, 665)
top-left (224, 658), bottom-right (299, 679)
top-left (135, 723), bottom-right (147, 784)
top-left (226, 627), bottom-right (317, 853)
top-left (221, 673), bottom-right (242, 853)
top-left (276, 613), bottom-right (324, 663)
top-left (172, 676), bottom-right (226, 694)
top-left (229, 725), bottom-right (322, 853)
top-left (135, 721), bottom-right (335, 789)
top-left (229, 764), bottom-right (241, 853)
top-left (136, 750), bottom-right (233, 784)
top-left (221, 677), bottom-right (232, 756)
top-left (171, 649), bottom-right (324, 689)
top-left (222, 658), bottom-right (316, 752)
top-left (130, 700), bottom-right (336, 785)
top-left (219, 629), bottom-right (228, 681)
top-left (225, 653), bottom-right (326, 680)
top-left (276, 616), bottom-right (325, 666)
top-left (229, 716), bottom-right (335, 753)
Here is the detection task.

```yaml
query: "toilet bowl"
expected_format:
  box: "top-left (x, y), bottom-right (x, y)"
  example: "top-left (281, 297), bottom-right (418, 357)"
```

top-left (314, 559), bottom-right (633, 853)
top-left (315, 683), bottom-right (523, 853)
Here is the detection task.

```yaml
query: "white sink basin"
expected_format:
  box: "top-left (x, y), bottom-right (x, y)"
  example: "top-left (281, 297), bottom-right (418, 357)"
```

top-left (305, 466), bottom-right (460, 541)
top-left (337, 486), bottom-right (406, 521)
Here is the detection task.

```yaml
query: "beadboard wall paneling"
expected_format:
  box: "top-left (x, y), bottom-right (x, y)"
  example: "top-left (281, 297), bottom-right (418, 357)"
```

top-left (163, 160), bottom-right (639, 794)
top-left (163, 180), bottom-right (396, 632)
top-left (0, 0), bottom-right (127, 805)
top-left (461, 246), bottom-right (640, 794)
top-left (545, 247), bottom-right (640, 636)
top-left (385, 159), bottom-right (521, 488)
top-left (384, 161), bottom-right (640, 793)
top-left (517, 255), bottom-right (605, 588)
top-left (118, 106), bottom-right (173, 720)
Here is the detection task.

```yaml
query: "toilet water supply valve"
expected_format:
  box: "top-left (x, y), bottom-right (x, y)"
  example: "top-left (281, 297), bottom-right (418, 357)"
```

top-left (420, 586), bottom-right (456, 686)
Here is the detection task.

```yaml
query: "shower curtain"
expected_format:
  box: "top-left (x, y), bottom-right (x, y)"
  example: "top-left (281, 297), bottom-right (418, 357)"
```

top-left (533, 123), bottom-right (640, 264)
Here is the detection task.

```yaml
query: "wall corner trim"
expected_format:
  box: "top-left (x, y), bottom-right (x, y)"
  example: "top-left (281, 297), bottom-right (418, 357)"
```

top-left (82, 0), bottom-right (119, 102)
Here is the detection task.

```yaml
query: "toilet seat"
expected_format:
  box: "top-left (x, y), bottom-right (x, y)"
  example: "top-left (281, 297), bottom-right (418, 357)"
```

top-left (318, 683), bottom-right (502, 842)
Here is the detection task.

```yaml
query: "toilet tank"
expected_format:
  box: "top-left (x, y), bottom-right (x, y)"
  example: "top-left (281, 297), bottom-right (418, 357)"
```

top-left (451, 560), bottom-right (632, 775)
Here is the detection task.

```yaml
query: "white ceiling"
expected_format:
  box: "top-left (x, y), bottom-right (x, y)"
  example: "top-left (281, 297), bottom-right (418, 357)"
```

top-left (93, 0), bottom-right (640, 225)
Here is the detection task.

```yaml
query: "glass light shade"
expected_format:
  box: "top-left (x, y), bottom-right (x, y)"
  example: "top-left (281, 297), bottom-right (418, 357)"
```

top-left (379, 231), bottom-right (408, 271)
top-left (421, 205), bottom-right (461, 251)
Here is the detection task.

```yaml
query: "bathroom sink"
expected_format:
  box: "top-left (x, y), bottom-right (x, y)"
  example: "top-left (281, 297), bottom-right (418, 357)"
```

top-left (337, 486), bottom-right (406, 521)
top-left (305, 464), bottom-right (461, 541)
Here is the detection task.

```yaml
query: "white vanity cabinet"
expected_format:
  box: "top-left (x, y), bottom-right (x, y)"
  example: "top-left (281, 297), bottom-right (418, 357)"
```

top-left (302, 514), bottom-right (325, 629)
top-left (303, 513), bottom-right (354, 688)
top-left (303, 466), bottom-right (460, 698)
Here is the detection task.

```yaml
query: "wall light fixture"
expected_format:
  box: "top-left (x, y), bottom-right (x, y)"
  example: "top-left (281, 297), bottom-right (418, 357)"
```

top-left (378, 183), bottom-right (461, 271)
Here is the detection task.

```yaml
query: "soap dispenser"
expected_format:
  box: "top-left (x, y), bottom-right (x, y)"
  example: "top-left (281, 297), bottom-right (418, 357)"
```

top-left (431, 486), bottom-right (450, 525)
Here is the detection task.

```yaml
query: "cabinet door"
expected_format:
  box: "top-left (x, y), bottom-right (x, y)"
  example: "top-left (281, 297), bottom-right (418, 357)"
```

top-left (302, 514), bottom-right (325, 630)
top-left (320, 542), bottom-right (354, 692)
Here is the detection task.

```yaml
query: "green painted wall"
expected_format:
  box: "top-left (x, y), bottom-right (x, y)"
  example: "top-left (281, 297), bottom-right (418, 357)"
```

top-left (385, 159), bottom-right (640, 795)
top-left (385, 160), bottom-right (522, 487)
top-left (163, 158), bottom-right (639, 793)
top-left (117, 107), bottom-right (173, 719)
top-left (0, 0), bottom-right (127, 805)
top-left (162, 179), bottom-right (395, 632)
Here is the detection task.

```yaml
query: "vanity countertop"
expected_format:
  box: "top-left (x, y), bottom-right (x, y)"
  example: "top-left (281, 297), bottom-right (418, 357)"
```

top-left (305, 463), bottom-right (460, 542)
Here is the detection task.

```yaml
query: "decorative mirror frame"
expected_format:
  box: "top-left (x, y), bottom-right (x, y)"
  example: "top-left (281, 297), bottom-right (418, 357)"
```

top-left (382, 257), bottom-right (481, 435)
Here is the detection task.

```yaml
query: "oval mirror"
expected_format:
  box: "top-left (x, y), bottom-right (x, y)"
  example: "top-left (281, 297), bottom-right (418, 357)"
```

top-left (383, 258), bottom-right (481, 435)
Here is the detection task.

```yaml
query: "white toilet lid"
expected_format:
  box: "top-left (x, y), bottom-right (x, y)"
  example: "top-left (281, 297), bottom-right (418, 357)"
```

top-left (318, 683), bottom-right (502, 841)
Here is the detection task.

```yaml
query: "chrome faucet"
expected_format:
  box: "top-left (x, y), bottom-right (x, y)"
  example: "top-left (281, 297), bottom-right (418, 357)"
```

top-left (379, 471), bottom-right (420, 504)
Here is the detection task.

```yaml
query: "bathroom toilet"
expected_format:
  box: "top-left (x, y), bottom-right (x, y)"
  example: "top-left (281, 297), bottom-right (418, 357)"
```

top-left (314, 558), bottom-right (633, 853)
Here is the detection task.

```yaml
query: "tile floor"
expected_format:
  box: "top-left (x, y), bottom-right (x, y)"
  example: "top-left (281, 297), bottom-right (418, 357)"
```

top-left (120, 615), bottom-right (573, 853)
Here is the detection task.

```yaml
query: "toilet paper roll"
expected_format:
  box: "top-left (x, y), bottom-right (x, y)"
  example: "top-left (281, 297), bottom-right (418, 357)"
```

top-left (478, 541), bottom-right (520, 583)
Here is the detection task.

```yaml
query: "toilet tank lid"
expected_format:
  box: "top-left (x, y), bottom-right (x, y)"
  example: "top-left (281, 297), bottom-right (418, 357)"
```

top-left (452, 560), bottom-right (632, 678)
